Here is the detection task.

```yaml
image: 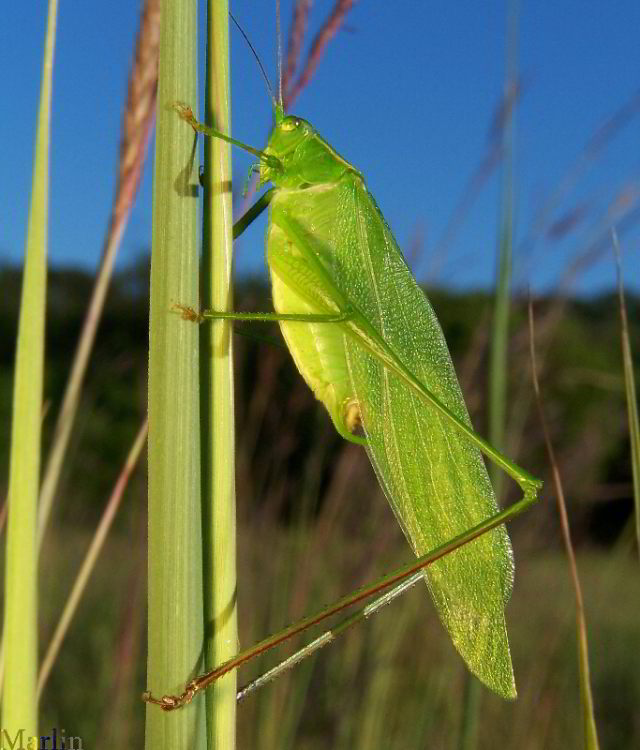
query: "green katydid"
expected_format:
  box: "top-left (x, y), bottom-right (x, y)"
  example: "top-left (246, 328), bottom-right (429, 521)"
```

top-left (166, 98), bottom-right (542, 703)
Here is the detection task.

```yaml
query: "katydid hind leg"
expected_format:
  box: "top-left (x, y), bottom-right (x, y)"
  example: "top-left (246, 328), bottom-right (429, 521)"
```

top-left (174, 305), bottom-right (353, 324)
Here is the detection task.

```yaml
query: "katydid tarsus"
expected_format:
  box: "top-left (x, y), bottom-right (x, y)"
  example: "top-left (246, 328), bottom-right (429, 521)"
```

top-left (146, 76), bottom-right (541, 707)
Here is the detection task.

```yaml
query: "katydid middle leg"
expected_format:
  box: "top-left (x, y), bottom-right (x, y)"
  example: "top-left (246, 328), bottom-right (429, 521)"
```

top-left (174, 188), bottom-right (353, 325)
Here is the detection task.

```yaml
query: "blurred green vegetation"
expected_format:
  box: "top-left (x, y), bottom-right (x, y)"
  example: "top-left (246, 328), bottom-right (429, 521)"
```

top-left (0, 262), bottom-right (638, 748)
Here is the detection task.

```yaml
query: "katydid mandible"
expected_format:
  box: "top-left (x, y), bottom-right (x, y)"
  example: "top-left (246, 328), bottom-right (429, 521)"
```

top-left (175, 101), bottom-right (541, 700)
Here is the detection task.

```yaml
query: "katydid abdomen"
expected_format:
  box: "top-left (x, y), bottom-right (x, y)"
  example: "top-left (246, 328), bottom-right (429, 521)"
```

top-left (266, 162), bottom-right (516, 698)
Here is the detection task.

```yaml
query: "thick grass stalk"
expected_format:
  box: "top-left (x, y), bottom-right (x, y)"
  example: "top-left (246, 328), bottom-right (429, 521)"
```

top-left (2, 0), bottom-right (58, 736)
top-left (145, 0), bottom-right (205, 748)
top-left (201, 2), bottom-right (237, 746)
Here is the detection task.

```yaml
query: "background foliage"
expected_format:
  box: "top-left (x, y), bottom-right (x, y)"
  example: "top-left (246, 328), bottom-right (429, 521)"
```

top-left (0, 265), bottom-right (638, 747)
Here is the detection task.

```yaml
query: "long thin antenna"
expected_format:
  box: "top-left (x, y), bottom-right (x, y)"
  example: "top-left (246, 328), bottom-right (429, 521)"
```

top-left (276, 0), bottom-right (283, 106)
top-left (229, 11), bottom-right (277, 111)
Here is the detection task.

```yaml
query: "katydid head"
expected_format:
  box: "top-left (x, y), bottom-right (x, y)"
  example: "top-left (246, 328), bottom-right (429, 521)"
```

top-left (269, 115), bottom-right (314, 158)
top-left (260, 115), bottom-right (352, 189)
top-left (228, 13), bottom-right (349, 190)
top-left (258, 114), bottom-right (312, 187)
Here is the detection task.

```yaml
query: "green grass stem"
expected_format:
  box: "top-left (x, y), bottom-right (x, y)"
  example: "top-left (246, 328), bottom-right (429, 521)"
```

top-left (1, 0), bottom-right (58, 737)
top-left (201, 2), bottom-right (237, 746)
top-left (144, 0), bottom-right (205, 747)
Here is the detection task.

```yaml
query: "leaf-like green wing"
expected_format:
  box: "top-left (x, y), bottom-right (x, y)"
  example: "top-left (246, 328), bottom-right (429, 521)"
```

top-left (267, 176), bottom-right (516, 698)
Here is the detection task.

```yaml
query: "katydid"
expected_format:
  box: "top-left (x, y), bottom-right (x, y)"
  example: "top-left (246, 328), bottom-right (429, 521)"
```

top-left (171, 100), bottom-right (541, 702)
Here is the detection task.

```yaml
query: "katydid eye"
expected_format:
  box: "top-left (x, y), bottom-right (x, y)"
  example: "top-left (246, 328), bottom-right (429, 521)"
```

top-left (281, 118), bottom-right (300, 132)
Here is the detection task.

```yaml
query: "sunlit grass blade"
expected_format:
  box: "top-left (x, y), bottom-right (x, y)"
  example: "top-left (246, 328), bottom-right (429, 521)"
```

top-left (201, 1), bottom-right (237, 746)
top-left (529, 299), bottom-right (600, 750)
top-left (1, 0), bottom-right (58, 736)
top-left (144, 0), bottom-right (205, 747)
top-left (37, 419), bottom-right (148, 699)
top-left (612, 229), bottom-right (640, 555)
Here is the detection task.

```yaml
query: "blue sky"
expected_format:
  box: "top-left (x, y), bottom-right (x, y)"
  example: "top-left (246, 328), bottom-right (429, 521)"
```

top-left (2, 1), bottom-right (639, 294)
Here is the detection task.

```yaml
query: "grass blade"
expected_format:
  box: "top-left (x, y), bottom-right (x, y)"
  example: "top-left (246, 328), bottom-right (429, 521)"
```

top-left (144, 0), bottom-right (205, 747)
top-left (1, 0), bottom-right (58, 736)
top-left (462, 4), bottom-right (518, 745)
top-left (612, 229), bottom-right (640, 555)
top-left (529, 299), bottom-right (600, 750)
top-left (201, 0), bottom-right (237, 746)
top-left (37, 419), bottom-right (148, 698)
top-left (36, 0), bottom-right (160, 550)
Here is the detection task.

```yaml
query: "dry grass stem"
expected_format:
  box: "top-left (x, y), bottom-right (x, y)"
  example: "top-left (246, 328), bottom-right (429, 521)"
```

top-left (285, 0), bottom-right (358, 109)
top-left (528, 299), bottom-right (600, 749)
top-left (36, 0), bottom-right (160, 549)
top-left (282, 0), bottom-right (313, 96)
top-left (37, 419), bottom-right (148, 698)
top-left (110, 0), bottom-right (161, 231)
top-left (611, 229), bottom-right (640, 555)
